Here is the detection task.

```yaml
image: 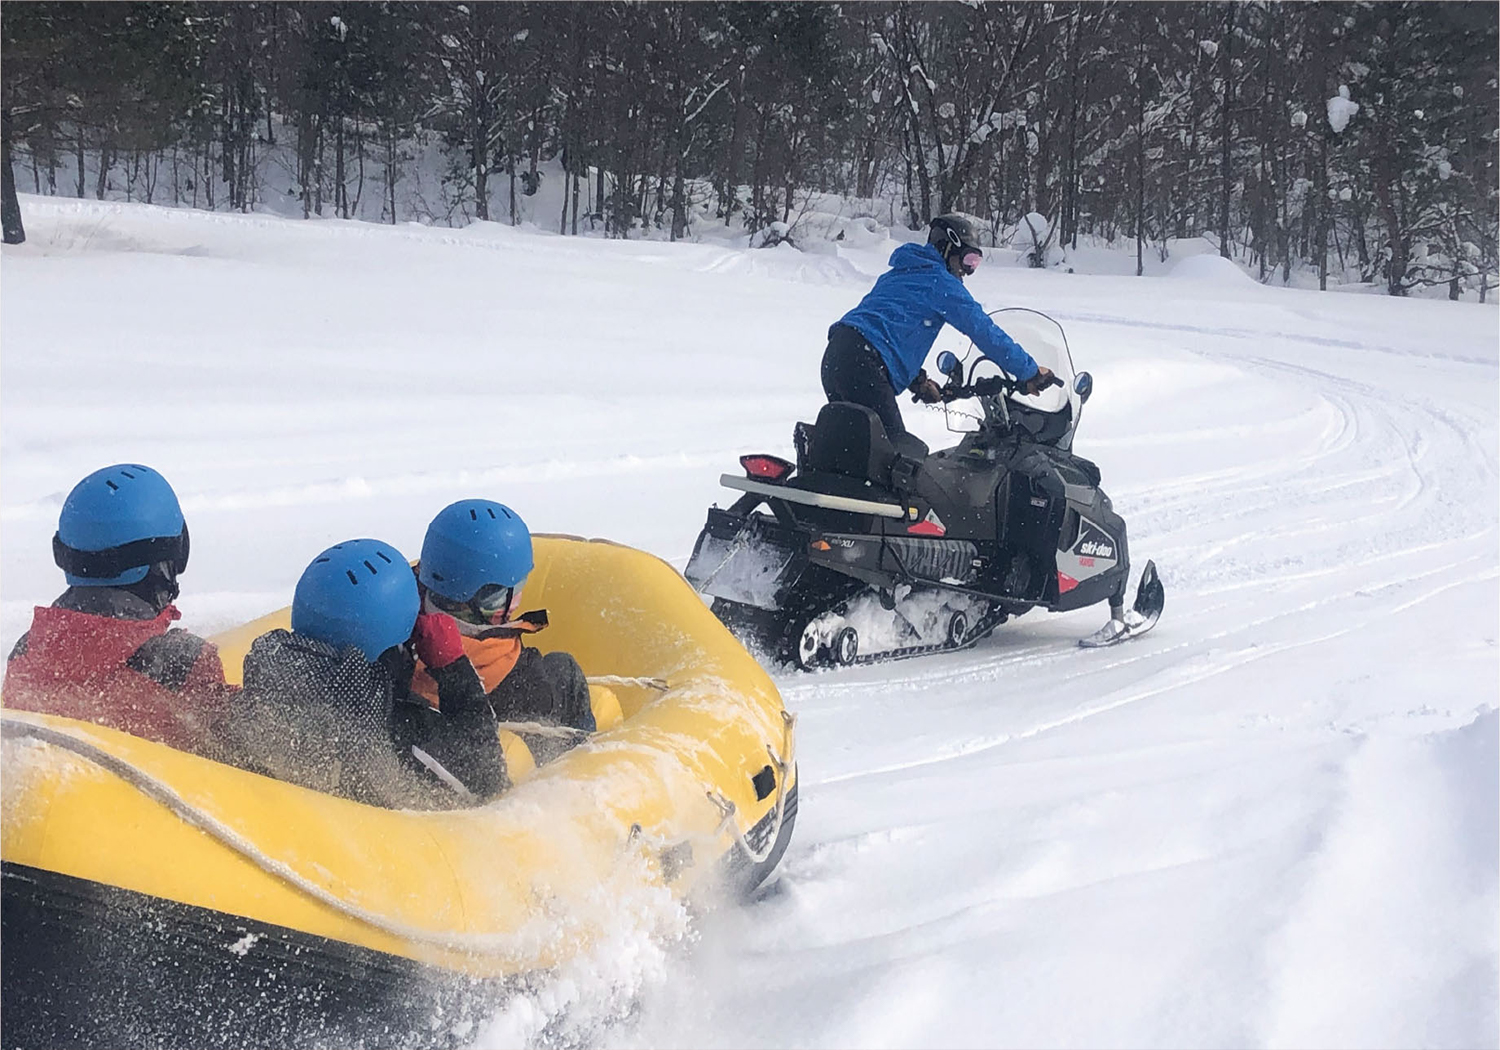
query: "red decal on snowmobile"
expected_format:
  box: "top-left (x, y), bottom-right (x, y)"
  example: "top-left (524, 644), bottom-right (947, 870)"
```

top-left (908, 509), bottom-right (946, 537)
top-left (1079, 556), bottom-right (1095, 568)
top-left (1058, 571), bottom-right (1079, 594)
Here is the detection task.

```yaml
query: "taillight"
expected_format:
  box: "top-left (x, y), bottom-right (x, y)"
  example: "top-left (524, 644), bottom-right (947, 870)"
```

top-left (740, 454), bottom-right (794, 481)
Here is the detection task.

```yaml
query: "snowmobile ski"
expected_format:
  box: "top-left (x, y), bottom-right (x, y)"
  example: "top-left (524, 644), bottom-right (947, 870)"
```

top-left (1078, 561), bottom-right (1163, 648)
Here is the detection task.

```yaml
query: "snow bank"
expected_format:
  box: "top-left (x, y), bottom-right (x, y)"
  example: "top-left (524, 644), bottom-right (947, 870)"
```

top-left (1261, 709), bottom-right (1498, 1048)
top-left (1165, 252), bottom-right (1257, 285)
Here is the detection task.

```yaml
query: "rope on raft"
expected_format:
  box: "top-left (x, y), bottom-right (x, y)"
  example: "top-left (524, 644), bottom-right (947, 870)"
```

top-left (706, 708), bottom-right (797, 866)
top-left (497, 674), bottom-right (669, 739)
top-left (494, 720), bottom-right (590, 740)
top-left (586, 675), bottom-right (669, 692)
top-left (2, 716), bottom-right (540, 957)
top-left (4, 675), bottom-right (796, 936)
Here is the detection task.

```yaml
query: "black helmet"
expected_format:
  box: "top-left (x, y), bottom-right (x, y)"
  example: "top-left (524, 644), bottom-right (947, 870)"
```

top-left (928, 214), bottom-right (983, 275)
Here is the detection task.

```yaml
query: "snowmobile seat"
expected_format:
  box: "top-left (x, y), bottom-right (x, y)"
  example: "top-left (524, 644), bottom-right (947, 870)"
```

top-left (805, 402), bottom-right (927, 483)
top-left (893, 431), bottom-right (930, 461)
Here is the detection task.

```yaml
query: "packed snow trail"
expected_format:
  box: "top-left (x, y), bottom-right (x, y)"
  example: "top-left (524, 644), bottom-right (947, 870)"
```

top-left (2, 199), bottom-right (1495, 1049)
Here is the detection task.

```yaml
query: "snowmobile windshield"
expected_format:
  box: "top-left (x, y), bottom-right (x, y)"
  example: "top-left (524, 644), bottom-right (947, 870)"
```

top-left (984, 308), bottom-right (1079, 417)
top-left (946, 307), bottom-right (1085, 448)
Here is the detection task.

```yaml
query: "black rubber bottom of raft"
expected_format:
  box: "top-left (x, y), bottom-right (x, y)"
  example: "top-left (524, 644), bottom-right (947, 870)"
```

top-left (0, 862), bottom-right (504, 1050)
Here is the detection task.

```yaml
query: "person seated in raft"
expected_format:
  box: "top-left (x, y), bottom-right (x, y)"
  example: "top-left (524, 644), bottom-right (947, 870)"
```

top-left (412, 499), bottom-right (595, 764)
top-left (220, 538), bottom-right (507, 807)
top-left (5, 464), bottom-right (229, 752)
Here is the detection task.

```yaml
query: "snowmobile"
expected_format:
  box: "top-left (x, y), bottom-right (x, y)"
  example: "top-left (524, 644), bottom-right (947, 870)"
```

top-left (683, 308), bottom-right (1163, 668)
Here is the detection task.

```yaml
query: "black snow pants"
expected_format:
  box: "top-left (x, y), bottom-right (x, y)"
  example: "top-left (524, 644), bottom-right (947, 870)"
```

top-left (487, 648), bottom-right (596, 765)
top-left (821, 324), bottom-right (907, 438)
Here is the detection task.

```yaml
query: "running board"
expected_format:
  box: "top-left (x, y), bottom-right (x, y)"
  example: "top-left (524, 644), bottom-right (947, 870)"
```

top-left (718, 475), bottom-right (907, 520)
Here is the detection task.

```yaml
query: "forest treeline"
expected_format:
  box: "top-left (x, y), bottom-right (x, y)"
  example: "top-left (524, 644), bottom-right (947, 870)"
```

top-left (2, 1), bottom-right (1495, 296)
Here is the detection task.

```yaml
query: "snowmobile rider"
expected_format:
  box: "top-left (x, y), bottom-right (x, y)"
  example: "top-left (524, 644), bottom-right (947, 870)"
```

top-left (222, 538), bottom-right (507, 807)
top-left (5, 463), bottom-right (230, 753)
top-left (412, 499), bottom-right (595, 765)
top-left (824, 214), bottom-right (1056, 439)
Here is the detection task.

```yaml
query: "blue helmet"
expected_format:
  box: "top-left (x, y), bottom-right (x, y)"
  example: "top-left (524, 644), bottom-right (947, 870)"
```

top-left (53, 464), bottom-right (189, 588)
top-left (418, 500), bottom-right (533, 603)
top-left (292, 539), bottom-right (419, 661)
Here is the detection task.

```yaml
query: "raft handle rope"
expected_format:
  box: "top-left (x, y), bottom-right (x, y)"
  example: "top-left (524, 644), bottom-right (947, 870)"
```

top-left (706, 709), bottom-right (797, 866)
top-left (2, 716), bottom-right (552, 957)
top-left (494, 720), bottom-right (590, 740)
top-left (586, 675), bottom-right (669, 692)
top-left (409, 745), bottom-right (476, 800)
top-left (492, 674), bottom-right (670, 741)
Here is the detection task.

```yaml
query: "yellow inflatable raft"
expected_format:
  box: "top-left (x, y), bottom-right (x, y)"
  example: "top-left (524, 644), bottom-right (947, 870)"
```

top-left (1, 536), bottom-right (796, 1048)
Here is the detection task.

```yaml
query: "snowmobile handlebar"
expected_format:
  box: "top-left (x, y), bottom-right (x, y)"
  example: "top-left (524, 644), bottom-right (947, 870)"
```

top-left (938, 372), bottom-right (1061, 402)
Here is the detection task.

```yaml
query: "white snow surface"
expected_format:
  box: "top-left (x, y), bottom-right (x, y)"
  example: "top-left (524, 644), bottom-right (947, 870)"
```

top-left (1164, 252), bottom-right (1259, 286)
top-left (3, 197), bottom-right (1497, 1049)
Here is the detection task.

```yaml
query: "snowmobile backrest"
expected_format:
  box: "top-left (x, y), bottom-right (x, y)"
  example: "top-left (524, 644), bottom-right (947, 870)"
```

top-left (793, 420), bottom-right (815, 473)
top-left (806, 402), bottom-right (898, 481)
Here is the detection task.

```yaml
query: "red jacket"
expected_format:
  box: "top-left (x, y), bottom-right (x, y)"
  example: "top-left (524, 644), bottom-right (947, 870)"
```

top-left (4, 604), bottom-right (230, 753)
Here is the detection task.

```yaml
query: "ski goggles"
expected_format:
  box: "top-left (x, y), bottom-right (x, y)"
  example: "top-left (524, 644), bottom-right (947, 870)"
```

top-left (960, 249), bottom-right (983, 276)
top-left (52, 524), bottom-right (190, 581)
top-left (426, 580), bottom-right (523, 627)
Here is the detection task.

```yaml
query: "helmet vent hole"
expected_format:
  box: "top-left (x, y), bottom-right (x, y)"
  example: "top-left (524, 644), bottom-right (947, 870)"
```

top-left (363, 560), bottom-right (377, 574)
top-left (376, 550), bottom-right (392, 564)
top-left (432, 571), bottom-right (444, 580)
top-left (469, 509), bottom-right (478, 520)
top-left (314, 557), bottom-right (329, 564)
top-left (105, 480), bottom-right (119, 491)
top-left (120, 470), bottom-right (136, 479)
top-left (487, 508), bottom-right (497, 518)
top-left (346, 570), bottom-right (359, 585)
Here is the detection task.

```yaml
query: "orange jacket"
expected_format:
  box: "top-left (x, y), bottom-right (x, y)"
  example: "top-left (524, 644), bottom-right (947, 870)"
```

top-left (411, 631), bottom-right (522, 708)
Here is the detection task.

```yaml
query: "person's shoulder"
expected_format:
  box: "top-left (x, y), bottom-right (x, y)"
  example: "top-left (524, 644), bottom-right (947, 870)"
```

top-left (127, 629), bottom-right (213, 689)
top-left (246, 627), bottom-right (297, 659)
top-left (889, 241), bottom-right (942, 269)
top-left (930, 264), bottom-right (973, 305)
top-left (244, 629), bottom-right (360, 684)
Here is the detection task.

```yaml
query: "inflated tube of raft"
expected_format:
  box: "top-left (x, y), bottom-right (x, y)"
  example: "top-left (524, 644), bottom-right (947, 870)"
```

top-left (1, 536), bottom-right (798, 1049)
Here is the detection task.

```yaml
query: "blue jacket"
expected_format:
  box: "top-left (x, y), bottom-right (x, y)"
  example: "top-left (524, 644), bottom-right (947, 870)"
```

top-left (836, 242), bottom-right (1038, 392)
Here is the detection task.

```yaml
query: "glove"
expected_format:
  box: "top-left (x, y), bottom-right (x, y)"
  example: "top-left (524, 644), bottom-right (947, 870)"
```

top-left (1020, 365), bottom-right (1058, 396)
top-left (908, 370), bottom-right (943, 404)
top-left (412, 612), bottom-right (465, 669)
